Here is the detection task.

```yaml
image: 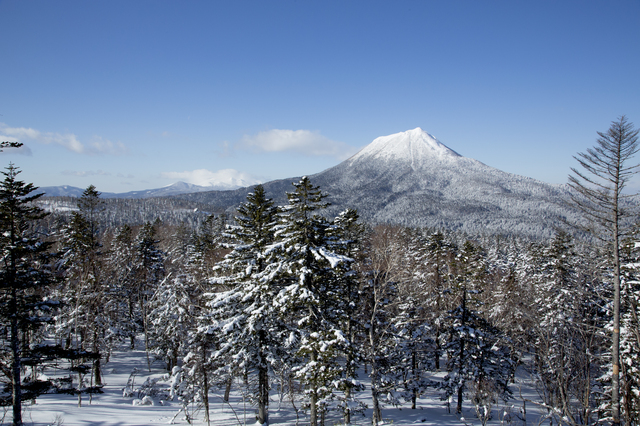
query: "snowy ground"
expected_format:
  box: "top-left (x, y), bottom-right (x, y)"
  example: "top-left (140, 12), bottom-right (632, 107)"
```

top-left (14, 345), bottom-right (546, 426)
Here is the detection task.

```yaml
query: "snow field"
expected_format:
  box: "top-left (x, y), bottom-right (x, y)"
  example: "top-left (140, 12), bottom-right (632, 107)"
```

top-left (19, 344), bottom-right (545, 426)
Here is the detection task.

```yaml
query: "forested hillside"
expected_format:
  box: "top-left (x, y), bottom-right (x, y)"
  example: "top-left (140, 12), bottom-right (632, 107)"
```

top-left (2, 168), bottom-right (640, 426)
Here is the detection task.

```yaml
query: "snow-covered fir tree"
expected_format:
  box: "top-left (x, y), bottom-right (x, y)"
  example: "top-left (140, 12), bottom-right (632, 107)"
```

top-left (530, 231), bottom-right (606, 425)
top-left (326, 208), bottom-right (367, 424)
top-left (619, 233), bottom-right (640, 425)
top-left (441, 240), bottom-right (514, 416)
top-left (133, 220), bottom-right (165, 371)
top-left (205, 184), bottom-right (281, 426)
top-left (0, 164), bottom-right (57, 425)
top-left (264, 177), bottom-right (354, 426)
top-left (55, 185), bottom-right (108, 395)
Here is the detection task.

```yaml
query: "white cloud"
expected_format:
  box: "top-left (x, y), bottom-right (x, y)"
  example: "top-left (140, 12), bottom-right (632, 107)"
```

top-left (62, 170), bottom-right (112, 177)
top-left (162, 168), bottom-right (262, 190)
top-left (0, 123), bottom-right (127, 155)
top-left (89, 136), bottom-right (129, 155)
top-left (239, 129), bottom-right (357, 160)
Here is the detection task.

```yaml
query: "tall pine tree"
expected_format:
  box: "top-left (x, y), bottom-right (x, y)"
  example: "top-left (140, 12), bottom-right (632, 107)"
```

top-left (0, 164), bottom-right (56, 426)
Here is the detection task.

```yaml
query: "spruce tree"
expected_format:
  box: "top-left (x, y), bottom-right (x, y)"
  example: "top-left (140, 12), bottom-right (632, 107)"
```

top-left (134, 221), bottom-right (165, 371)
top-left (620, 232), bottom-right (640, 424)
top-left (0, 164), bottom-right (56, 426)
top-left (207, 184), bottom-right (280, 425)
top-left (267, 177), bottom-right (352, 426)
top-left (327, 209), bottom-right (366, 424)
top-left (442, 240), bottom-right (514, 415)
top-left (56, 185), bottom-right (106, 395)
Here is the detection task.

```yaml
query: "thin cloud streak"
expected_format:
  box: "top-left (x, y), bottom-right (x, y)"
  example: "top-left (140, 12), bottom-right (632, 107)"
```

top-left (0, 123), bottom-right (128, 155)
top-left (239, 129), bottom-right (358, 160)
top-left (62, 170), bottom-right (112, 177)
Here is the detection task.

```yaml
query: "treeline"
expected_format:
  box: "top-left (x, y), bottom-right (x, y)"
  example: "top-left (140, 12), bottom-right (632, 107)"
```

top-left (2, 168), bottom-right (640, 426)
top-left (38, 195), bottom-right (224, 230)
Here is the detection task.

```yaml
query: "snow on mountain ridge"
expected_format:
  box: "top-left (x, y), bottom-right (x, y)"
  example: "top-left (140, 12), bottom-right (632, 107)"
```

top-left (349, 127), bottom-right (461, 170)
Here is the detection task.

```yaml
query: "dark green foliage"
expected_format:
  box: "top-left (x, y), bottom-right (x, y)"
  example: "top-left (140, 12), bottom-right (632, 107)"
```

top-left (0, 164), bottom-right (57, 424)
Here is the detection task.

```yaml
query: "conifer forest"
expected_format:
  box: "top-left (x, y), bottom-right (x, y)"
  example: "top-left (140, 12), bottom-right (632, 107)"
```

top-left (1, 118), bottom-right (640, 426)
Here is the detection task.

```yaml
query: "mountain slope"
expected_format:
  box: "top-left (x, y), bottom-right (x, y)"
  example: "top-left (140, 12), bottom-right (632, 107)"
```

top-left (177, 128), bottom-right (579, 239)
top-left (38, 181), bottom-right (214, 199)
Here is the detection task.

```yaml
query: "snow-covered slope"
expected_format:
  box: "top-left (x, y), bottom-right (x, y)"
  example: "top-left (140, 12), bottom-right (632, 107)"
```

top-left (307, 128), bottom-right (576, 238)
top-left (348, 127), bottom-right (461, 167)
top-left (178, 128), bottom-right (579, 239)
top-left (38, 181), bottom-right (215, 199)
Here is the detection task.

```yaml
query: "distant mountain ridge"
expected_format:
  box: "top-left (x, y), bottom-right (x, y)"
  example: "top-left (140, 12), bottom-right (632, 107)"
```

top-left (38, 181), bottom-right (215, 199)
top-left (40, 128), bottom-right (582, 239)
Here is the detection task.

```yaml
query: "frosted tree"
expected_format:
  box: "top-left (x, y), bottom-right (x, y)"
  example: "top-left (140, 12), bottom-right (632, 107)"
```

top-left (56, 185), bottom-right (108, 393)
top-left (441, 240), bottom-right (514, 416)
top-left (486, 239), bottom-right (535, 370)
top-left (205, 184), bottom-right (280, 425)
top-left (326, 208), bottom-right (367, 424)
top-left (529, 231), bottom-right (606, 425)
top-left (390, 295), bottom-right (435, 410)
top-left (265, 177), bottom-right (353, 426)
top-left (105, 224), bottom-right (138, 349)
top-left (361, 225), bottom-right (407, 426)
top-left (568, 116), bottom-right (639, 426)
top-left (416, 230), bottom-right (456, 371)
top-left (377, 227), bottom-right (436, 411)
top-left (619, 233), bottom-right (640, 424)
top-left (134, 220), bottom-right (166, 371)
top-left (0, 164), bottom-right (56, 426)
top-left (148, 273), bottom-right (199, 371)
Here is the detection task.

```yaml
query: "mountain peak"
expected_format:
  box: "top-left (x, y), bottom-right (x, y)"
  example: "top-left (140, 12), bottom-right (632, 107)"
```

top-left (348, 128), bottom-right (461, 168)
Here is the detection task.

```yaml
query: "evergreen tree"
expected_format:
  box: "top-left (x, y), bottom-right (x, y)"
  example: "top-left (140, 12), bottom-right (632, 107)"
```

top-left (327, 208), bottom-right (367, 424)
top-left (265, 177), bottom-right (353, 426)
top-left (0, 164), bottom-right (56, 426)
top-left (55, 185), bottom-right (107, 402)
top-left (206, 184), bottom-right (280, 425)
top-left (441, 240), bottom-right (514, 415)
top-left (619, 233), bottom-right (640, 425)
top-left (106, 224), bottom-right (138, 349)
top-left (134, 220), bottom-right (165, 371)
top-left (530, 231), bottom-right (606, 425)
top-left (421, 231), bottom-right (457, 370)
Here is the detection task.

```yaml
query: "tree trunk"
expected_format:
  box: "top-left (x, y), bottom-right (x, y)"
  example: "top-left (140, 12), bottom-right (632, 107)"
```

top-left (93, 331), bottom-right (102, 386)
top-left (140, 297), bottom-right (151, 372)
top-left (258, 363), bottom-right (269, 425)
top-left (612, 173), bottom-right (621, 426)
top-left (435, 326), bottom-right (441, 370)
top-left (369, 324), bottom-right (382, 426)
top-left (202, 348), bottom-right (210, 426)
top-left (11, 295), bottom-right (22, 426)
top-left (457, 384), bottom-right (464, 415)
top-left (223, 377), bottom-right (232, 403)
top-left (344, 386), bottom-right (351, 425)
top-left (457, 288), bottom-right (468, 415)
top-left (412, 350), bottom-right (418, 409)
top-left (612, 227), bottom-right (621, 426)
top-left (309, 358), bottom-right (318, 426)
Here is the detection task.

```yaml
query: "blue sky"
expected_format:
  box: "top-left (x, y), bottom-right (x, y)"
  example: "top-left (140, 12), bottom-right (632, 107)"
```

top-left (1, 0), bottom-right (639, 193)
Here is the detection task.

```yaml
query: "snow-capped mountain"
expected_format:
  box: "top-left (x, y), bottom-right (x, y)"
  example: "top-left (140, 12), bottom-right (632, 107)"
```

top-left (179, 128), bottom-right (579, 239)
top-left (347, 127), bottom-right (461, 165)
